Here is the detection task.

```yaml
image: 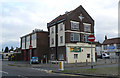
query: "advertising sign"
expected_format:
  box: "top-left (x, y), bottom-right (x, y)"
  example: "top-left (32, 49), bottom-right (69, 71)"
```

top-left (70, 47), bottom-right (81, 52)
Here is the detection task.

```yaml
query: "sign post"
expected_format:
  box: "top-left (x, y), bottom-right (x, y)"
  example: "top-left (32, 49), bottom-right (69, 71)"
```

top-left (88, 35), bottom-right (95, 69)
top-left (29, 45), bottom-right (32, 65)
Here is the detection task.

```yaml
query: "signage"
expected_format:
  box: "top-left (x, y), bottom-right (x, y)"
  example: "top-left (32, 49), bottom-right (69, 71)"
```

top-left (70, 47), bottom-right (81, 52)
top-left (88, 35), bottom-right (95, 42)
top-left (108, 46), bottom-right (116, 49)
top-left (59, 61), bottom-right (64, 70)
top-left (29, 45), bottom-right (32, 49)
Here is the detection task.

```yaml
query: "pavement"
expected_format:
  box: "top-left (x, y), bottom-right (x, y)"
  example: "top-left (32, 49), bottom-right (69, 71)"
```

top-left (2, 59), bottom-right (120, 78)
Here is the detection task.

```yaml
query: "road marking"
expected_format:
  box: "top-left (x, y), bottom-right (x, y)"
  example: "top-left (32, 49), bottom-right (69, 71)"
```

top-left (0, 71), bottom-right (8, 74)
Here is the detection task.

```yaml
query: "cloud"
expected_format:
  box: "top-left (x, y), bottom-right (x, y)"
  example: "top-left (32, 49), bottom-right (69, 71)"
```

top-left (0, 0), bottom-right (119, 50)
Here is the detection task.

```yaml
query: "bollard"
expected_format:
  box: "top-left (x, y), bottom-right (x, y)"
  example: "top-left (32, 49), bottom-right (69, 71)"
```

top-left (104, 58), bottom-right (106, 63)
top-left (86, 59), bottom-right (88, 66)
top-left (59, 61), bottom-right (64, 71)
top-left (111, 59), bottom-right (112, 63)
top-left (75, 60), bottom-right (77, 67)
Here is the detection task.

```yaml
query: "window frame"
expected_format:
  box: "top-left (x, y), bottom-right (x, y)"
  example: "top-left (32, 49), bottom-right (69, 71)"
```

top-left (60, 36), bottom-right (63, 43)
top-left (71, 33), bottom-right (80, 41)
top-left (83, 23), bottom-right (91, 32)
top-left (71, 21), bottom-right (79, 30)
top-left (74, 54), bottom-right (78, 59)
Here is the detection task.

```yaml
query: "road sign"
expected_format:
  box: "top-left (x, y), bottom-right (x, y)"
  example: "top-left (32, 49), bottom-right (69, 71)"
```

top-left (88, 35), bottom-right (95, 42)
top-left (29, 45), bottom-right (32, 49)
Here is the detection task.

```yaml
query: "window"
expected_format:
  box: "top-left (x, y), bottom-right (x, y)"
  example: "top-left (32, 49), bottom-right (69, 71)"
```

top-left (60, 23), bottom-right (63, 31)
top-left (51, 27), bottom-right (54, 33)
top-left (117, 44), bottom-right (120, 49)
top-left (60, 36), bottom-right (63, 43)
top-left (71, 33), bottom-right (80, 41)
top-left (83, 34), bottom-right (89, 42)
top-left (6, 54), bottom-right (8, 56)
top-left (32, 34), bottom-right (36, 40)
top-left (71, 21), bottom-right (79, 30)
top-left (50, 54), bottom-right (54, 60)
top-left (26, 36), bottom-right (30, 42)
top-left (74, 54), bottom-right (78, 59)
top-left (87, 54), bottom-right (90, 58)
top-left (84, 23), bottom-right (91, 32)
top-left (22, 37), bottom-right (25, 43)
top-left (51, 38), bottom-right (54, 45)
top-left (104, 45), bottom-right (107, 50)
top-left (59, 54), bottom-right (64, 60)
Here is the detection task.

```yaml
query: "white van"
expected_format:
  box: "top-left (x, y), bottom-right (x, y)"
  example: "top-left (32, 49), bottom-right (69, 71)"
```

top-left (102, 53), bottom-right (110, 59)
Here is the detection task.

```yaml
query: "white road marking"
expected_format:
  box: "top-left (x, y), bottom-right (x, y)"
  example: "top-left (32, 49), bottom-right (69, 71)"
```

top-left (0, 71), bottom-right (8, 74)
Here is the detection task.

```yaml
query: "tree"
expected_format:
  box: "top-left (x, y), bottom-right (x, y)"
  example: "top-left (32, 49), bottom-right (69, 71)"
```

top-left (4, 47), bottom-right (9, 53)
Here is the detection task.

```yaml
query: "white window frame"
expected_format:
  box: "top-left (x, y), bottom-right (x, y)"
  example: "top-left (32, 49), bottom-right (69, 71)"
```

top-left (60, 23), bottom-right (64, 31)
top-left (83, 34), bottom-right (89, 42)
top-left (71, 21), bottom-right (79, 30)
top-left (22, 37), bottom-right (25, 43)
top-left (51, 27), bottom-right (54, 34)
top-left (60, 36), bottom-right (63, 43)
top-left (74, 54), bottom-right (78, 59)
top-left (32, 34), bottom-right (36, 40)
top-left (71, 33), bottom-right (80, 41)
top-left (83, 23), bottom-right (91, 32)
top-left (104, 45), bottom-right (107, 50)
top-left (51, 38), bottom-right (54, 45)
top-left (26, 36), bottom-right (30, 42)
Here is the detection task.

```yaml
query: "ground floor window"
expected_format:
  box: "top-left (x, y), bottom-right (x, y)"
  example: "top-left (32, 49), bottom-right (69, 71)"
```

top-left (50, 54), bottom-right (55, 60)
top-left (74, 54), bottom-right (78, 59)
top-left (87, 54), bottom-right (90, 58)
top-left (59, 54), bottom-right (64, 60)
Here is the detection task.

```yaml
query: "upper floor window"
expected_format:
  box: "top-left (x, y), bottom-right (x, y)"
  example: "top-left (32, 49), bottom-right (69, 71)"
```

top-left (83, 34), bottom-right (89, 42)
top-left (51, 27), bottom-right (54, 34)
top-left (26, 36), bottom-right (30, 42)
top-left (104, 45), bottom-right (107, 50)
top-left (71, 33), bottom-right (80, 41)
top-left (22, 37), bottom-right (25, 43)
top-left (60, 23), bottom-right (64, 31)
top-left (84, 23), bottom-right (91, 32)
top-left (51, 38), bottom-right (54, 45)
top-left (60, 36), bottom-right (63, 43)
top-left (71, 21), bottom-right (79, 30)
top-left (32, 34), bottom-right (36, 40)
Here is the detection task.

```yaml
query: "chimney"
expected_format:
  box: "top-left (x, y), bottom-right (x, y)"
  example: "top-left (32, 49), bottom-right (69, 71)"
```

top-left (105, 35), bottom-right (107, 40)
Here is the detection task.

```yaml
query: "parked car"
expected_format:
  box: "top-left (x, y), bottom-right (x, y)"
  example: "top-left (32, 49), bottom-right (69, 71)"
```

top-left (102, 53), bottom-right (110, 59)
top-left (31, 57), bottom-right (39, 64)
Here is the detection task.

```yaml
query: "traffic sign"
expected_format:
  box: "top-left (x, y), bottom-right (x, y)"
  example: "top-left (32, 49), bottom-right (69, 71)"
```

top-left (29, 45), bottom-right (32, 49)
top-left (88, 35), bottom-right (95, 42)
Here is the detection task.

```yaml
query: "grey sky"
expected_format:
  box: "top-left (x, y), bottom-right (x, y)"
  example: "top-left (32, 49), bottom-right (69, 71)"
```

top-left (0, 0), bottom-right (119, 50)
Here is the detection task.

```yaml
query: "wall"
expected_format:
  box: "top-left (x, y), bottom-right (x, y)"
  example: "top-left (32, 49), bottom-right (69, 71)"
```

top-left (66, 43), bottom-right (95, 63)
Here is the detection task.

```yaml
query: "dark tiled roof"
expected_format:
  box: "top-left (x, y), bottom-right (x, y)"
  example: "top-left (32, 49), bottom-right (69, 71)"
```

top-left (102, 37), bottom-right (120, 45)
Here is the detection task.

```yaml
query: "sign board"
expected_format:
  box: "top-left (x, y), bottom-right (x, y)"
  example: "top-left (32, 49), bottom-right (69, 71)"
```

top-left (70, 47), bottom-right (81, 52)
top-left (108, 46), bottom-right (116, 49)
top-left (29, 45), bottom-right (32, 49)
top-left (88, 35), bottom-right (95, 42)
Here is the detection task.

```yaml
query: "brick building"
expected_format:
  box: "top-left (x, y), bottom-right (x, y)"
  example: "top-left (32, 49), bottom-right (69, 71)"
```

top-left (47, 5), bottom-right (96, 63)
top-left (21, 29), bottom-right (49, 63)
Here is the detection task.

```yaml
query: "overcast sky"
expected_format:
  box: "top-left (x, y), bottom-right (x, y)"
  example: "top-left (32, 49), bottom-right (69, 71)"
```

top-left (0, 0), bottom-right (119, 51)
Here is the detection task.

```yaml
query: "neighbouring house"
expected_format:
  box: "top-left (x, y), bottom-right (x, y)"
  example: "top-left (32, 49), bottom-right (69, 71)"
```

top-left (20, 29), bottom-right (49, 63)
top-left (102, 36), bottom-right (120, 58)
top-left (94, 41), bottom-right (102, 58)
top-left (47, 5), bottom-right (96, 63)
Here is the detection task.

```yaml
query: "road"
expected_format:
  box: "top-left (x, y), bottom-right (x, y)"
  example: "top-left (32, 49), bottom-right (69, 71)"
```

top-left (1, 60), bottom-right (89, 78)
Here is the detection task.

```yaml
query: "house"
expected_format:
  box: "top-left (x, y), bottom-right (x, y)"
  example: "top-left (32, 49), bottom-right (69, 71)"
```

top-left (94, 42), bottom-right (102, 58)
top-left (102, 36), bottom-right (120, 58)
top-left (21, 29), bottom-right (49, 63)
top-left (47, 5), bottom-right (96, 63)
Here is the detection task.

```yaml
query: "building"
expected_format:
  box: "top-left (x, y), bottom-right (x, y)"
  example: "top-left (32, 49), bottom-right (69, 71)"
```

top-left (94, 42), bottom-right (102, 58)
top-left (21, 29), bottom-right (49, 62)
top-left (47, 5), bottom-right (96, 63)
top-left (102, 36), bottom-right (120, 58)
